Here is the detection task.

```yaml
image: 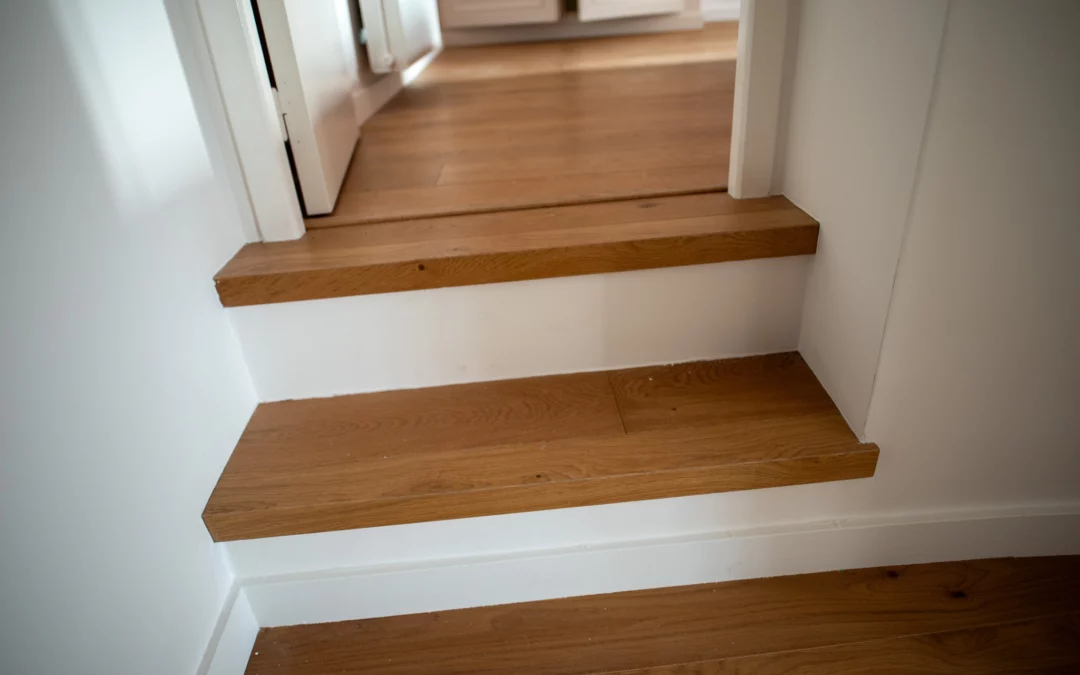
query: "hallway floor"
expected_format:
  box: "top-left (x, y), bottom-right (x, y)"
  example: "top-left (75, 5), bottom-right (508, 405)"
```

top-left (307, 23), bottom-right (737, 228)
top-left (245, 557), bottom-right (1080, 674)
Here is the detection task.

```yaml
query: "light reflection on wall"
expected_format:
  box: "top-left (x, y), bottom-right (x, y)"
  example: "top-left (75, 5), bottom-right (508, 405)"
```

top-left (50, 0), bottom-right (213, 217)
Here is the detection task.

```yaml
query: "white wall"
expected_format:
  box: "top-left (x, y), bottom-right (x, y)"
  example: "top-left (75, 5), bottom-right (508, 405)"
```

top-left (0, 2), bottom-right (257, 674)
top-left (864, 0), bottom-right (1080, 507)
top-left (784, 0), bottom-right (1080, 507)
top-left (781, 0), bottom-right (948, 434)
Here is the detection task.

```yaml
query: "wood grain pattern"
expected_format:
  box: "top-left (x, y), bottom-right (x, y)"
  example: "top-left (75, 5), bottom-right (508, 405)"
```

top-left (215, 193), bottom-right (817, 306)
top-left (202, 353), bottom-right (877, 541)
top-left (245, 557), bottom-right (1080, 675)
top-left (426, 22), bottom-right (739, 82)
top-left (305, 27), bottom-right (736, 226)
top-left (601, 614), bottom-right (1080, 674)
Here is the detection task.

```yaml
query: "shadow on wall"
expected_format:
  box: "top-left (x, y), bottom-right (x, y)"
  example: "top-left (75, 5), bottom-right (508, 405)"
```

top-left (0, 2), bottom-right (257, 675)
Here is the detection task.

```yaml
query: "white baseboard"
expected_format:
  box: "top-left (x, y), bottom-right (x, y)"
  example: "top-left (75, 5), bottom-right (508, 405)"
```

top-left (197, 587), bottom-right (259, 675)
top-left (442, 11), bottom-right (704, 47)
top-left (238, 506), bottom-right (1080, 627)
top-left (702, 1), bottom-right (741, 23)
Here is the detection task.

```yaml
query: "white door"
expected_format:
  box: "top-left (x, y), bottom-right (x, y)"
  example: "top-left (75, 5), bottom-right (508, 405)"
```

top-left (360, 0), bottom-right (442, 74)
top-left (439, 0), bottom-right (560, 28)
top-left (255, 0), bottom-right (362, 215)
top-left (578, 0), bottom-right (684, 22)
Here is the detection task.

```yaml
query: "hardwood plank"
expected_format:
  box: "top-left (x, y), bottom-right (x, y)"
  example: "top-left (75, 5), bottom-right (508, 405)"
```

top-left (245, 557), bottom-right (1080, 675)
top-left (436, 144), bottom-right (727, 187)
top-left (216, 194), bottom-right (817, 306)
top-left (314, 32), bottom-right (736, 224)
top-left (202, 353), bottom-right (876, 541)
top-left (340, 155), bottom-right (443, 193)
top-left (610, 354), bottom-right (837, 433)
top-left (604, 614), bottom-right (1080, 674)
top-left (316, 165), bottom-right (727, 227)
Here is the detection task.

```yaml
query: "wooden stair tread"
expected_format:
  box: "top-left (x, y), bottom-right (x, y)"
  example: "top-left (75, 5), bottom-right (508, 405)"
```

top-left (246, 557), bottom-right (1080, 675)
top-left (202, 353), bottom-right (877, 542)
top-left (214, 193), bottom-right (818, 306)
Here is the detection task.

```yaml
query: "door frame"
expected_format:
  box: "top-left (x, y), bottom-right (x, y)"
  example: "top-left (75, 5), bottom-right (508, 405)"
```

top-left (194, 0), bottom-right (790, 242)
top-left (197, 0), bottom-right (306, 242)
top-left (728, 0), bottom-right (791, 198)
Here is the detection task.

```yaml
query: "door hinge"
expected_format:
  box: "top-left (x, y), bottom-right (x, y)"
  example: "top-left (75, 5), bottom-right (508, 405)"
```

top-left (270, 87), bottom-right (288, 142)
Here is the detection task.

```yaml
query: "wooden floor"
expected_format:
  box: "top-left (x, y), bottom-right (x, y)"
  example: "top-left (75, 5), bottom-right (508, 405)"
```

top-left (202, 353), bottom-right (877, 541)
top-left (308, 24), bottom-right (737, 228)
top-left (215, 194), bottom-right (818, 306)
top-left (246, 556), bottom-right (1080, 674)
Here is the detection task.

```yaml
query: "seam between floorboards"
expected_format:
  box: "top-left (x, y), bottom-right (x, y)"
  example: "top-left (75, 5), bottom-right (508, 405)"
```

top-left (306, 187), bottom-right (731, 228)
top-left (607, 373), bottom-right (629, 436)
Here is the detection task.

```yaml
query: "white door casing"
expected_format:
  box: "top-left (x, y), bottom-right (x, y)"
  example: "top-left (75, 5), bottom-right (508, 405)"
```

top-left (255, 0), bottom-right (361, 215)
top-left (439, 0), bottom-right (560, 29)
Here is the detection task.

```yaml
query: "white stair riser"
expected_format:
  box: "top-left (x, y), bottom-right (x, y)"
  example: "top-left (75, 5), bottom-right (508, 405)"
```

top-left (227, 256), bottom-right (812, 401)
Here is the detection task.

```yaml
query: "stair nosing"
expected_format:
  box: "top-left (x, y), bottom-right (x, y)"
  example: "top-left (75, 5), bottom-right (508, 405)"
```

top-left (215, 193), bottom-right (819, 306)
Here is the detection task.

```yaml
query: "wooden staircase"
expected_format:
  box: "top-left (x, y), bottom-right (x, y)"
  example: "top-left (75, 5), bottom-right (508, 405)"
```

top-left (202, 352), bottom-right (876, 541)
top-left (205, 189), bottom-right (889, 671)
top-left (205, 192), bottom-right (875, 542)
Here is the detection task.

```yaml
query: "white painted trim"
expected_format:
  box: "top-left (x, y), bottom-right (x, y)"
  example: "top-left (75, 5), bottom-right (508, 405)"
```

top-left (442, 11), bottom-right (703, 47)
top-left (196, 587), bottom-right (259, 675)
top-left (728, 0), bottom-right (788, 198)
top-left (239, 505), bottom-right (1080, 627)
top-left (196, 0), bottom-right (305, 241)
top-left (702, 0), bottom-right (740, 23)
top-left (164, 0), bottom-right (261, 243)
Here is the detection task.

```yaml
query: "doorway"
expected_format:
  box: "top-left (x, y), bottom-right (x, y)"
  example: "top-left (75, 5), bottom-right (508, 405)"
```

top-left (216, 0), bottom-right (745, 240)
top-left (313, 22), bottom-right (738, 228)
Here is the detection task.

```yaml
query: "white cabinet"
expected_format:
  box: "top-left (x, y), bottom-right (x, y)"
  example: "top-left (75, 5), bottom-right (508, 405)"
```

top-left (440, 0), bottom-right (561, 28)
top-left (578, 0), bottom-right (684, 22)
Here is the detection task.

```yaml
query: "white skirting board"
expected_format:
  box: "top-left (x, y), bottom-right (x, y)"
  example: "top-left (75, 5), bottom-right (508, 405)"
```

top-left (237, 505), bottom-right (1080, 627)
top-left (227, 256), bottom-right (813, 402)
top-left (196, 588), bottom-right (259, 675)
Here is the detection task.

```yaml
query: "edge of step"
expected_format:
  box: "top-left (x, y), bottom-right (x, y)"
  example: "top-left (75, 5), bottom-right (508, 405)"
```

top-left (214, 193), bottom-right (818, 307)
top-left (202, 352), bottom-right (876, 542)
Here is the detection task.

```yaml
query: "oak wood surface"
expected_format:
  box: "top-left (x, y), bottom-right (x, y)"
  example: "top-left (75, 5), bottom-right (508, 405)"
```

top-left (619, 614), bottom-right (1080, 674)
top-left (215, 193), bottom-right (817, 306)
top-left (306, 26), bottom-right (736, 226)
top-left (425, 22), bottom-right (739, 82)
top-left (245, 557), bottom-right (1080, 675)
top-left (202, 353), bottom-right (877, 541)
